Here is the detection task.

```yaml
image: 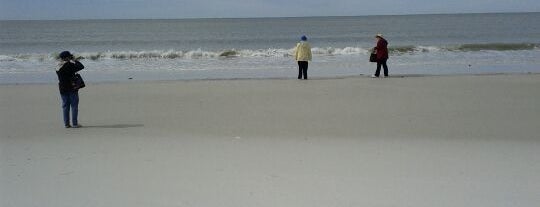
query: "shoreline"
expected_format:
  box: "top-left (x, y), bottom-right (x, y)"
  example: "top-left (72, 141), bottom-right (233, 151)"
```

top-left (2, 73), bottom-right (539, 140)
top-left (1, 71), bottom-right (539, 86)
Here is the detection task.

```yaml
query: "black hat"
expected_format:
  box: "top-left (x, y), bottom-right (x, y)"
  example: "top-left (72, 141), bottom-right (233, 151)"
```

top-left (59, 51), bottom-right (73, 60)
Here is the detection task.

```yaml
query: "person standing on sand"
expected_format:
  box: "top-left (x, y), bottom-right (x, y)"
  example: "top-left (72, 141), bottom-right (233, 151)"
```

top-left (56, 51), bottom-right (84, 128)
top-left (372, 34), bottom-right (389, 78)
top-left (294, 35), bottom-right (312, 80)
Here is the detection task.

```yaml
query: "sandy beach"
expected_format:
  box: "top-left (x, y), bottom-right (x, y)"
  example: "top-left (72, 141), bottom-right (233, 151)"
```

top-left (1, 74), bottom-right (540, 207)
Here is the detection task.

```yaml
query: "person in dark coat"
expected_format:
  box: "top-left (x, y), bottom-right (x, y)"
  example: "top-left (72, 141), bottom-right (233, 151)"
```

top-left (372, 34), bottom-right (389, 78)
top-left (56, 51), bottom-right (84, 128)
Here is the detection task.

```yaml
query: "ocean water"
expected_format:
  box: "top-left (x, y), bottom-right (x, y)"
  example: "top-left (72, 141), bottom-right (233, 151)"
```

top-left (1, 13), bottom-right (540, 83)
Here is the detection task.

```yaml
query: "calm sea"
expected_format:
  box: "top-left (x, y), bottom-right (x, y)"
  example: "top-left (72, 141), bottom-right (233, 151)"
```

top-left (1, 13), bottom-right (539, 83)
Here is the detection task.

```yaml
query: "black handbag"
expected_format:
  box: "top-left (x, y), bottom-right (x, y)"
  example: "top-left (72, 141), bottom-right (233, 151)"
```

top-left (72, 73), bottom-right (85, 90)
top-left (369, 53), bottom-right (377, 62)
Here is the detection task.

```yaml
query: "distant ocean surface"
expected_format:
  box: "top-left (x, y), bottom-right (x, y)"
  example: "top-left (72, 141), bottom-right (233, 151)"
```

top-left (1, 13), bottom-right (540, 83)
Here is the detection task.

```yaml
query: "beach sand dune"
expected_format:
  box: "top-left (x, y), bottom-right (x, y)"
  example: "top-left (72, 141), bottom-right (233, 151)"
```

top-left (1, 74), bottom-right (540, 207)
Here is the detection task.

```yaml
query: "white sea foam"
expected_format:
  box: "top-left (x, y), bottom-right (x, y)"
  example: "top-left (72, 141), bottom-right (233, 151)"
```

top-left (0, 43), bottom-right (538, 62)
top-left (76, 47), bottom-right (371, 60)
top-left (0, 55), bottom-right (17, 62)
top-left (0, 47), bottom-right (362, 62)
top-left (416, 46), bottom-right (442, 53)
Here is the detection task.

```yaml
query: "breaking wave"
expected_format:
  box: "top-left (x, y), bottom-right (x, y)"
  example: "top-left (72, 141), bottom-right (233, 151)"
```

top-left (453, 43), bottom-right (539, 51)
top-left (388, 43), bottom-right (539, 54)
top-left (1, 43), bottom-right (538, 62)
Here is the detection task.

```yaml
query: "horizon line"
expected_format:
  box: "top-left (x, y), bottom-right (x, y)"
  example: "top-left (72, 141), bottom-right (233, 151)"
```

top-left (1, 11), bottom-right (538, 21)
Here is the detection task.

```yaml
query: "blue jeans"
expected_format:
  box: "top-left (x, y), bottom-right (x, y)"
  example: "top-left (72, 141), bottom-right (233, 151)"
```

top-left (60, 91), bottom-right (79, 126)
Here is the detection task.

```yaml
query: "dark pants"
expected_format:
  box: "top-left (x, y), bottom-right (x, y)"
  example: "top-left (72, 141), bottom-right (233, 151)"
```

top-left (375, 59), bottom-right (389, 77)
top-left (60, 91), bottom-right (79, 126)
top-left (298, 61), bottom-right (308, 79)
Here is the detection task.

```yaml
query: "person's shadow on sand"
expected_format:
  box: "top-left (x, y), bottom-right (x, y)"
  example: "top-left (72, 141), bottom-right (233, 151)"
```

top-left (82, 124), bottom-right (144, 129)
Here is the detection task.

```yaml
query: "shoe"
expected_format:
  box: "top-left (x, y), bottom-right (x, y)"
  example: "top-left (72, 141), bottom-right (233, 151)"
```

top-left (371, 75), bottom-right (379, 78)
top-left (72, 124), bottom-right (82, 128)
top-left (65, 125), bottom-right (72, 128)
top-left (383, 75), bottom-right (389, 78)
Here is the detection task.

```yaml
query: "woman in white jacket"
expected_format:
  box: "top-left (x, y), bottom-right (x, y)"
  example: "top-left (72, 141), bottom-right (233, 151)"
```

top-left (294, 35), bottom-right (312, 80)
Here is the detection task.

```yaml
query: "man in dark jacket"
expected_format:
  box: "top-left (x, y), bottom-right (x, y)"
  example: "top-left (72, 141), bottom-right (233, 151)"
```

top-left (372, 34), bottom-right (389, 78)
top-left (56, 51), bottom-right (84, 128)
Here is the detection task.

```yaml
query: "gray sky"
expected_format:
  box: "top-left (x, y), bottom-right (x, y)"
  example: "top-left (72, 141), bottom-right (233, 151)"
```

top-left (1, 0), bottom-right (539, 20)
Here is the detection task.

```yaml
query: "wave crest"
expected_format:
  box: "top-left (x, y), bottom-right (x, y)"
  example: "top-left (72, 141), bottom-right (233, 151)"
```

top-left (1, 43), bottom-right (537, 62)
top-left (454, 43), bottom-right (538, 51)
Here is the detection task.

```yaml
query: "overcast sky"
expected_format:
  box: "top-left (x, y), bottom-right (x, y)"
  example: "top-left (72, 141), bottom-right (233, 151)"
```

top-left (1, 0), bottom-right (539, 20)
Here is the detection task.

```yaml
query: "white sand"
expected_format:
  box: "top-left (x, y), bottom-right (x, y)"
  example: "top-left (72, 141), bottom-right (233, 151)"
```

top-left (1, 74), bottom-right (540, 207)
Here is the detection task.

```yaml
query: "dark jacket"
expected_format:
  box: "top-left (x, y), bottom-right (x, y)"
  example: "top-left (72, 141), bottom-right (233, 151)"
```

top-left (375, 38), bottom-right (389, 61)
top-left (56, 60), bottom-right (84, 94)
